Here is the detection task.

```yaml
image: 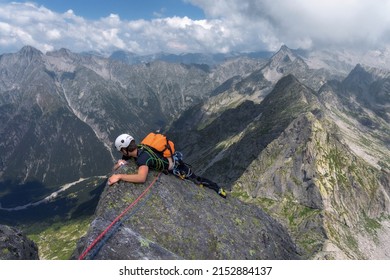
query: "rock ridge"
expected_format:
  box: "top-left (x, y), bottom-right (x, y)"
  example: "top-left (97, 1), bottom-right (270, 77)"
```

top-left (73, 162), bottom-right (301, 260)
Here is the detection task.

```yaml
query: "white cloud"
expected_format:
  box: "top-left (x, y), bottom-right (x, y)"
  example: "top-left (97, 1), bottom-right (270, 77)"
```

top-left (46, 28), bottom-right (61, 40)
top-left (0, 1), bottom-right (390, 55)
top-left (189, 0), bottom-right (390, 50)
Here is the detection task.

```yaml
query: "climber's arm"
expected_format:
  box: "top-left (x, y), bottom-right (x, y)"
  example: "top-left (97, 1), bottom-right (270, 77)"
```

top-left (108, 165), bottom-right (149, 185)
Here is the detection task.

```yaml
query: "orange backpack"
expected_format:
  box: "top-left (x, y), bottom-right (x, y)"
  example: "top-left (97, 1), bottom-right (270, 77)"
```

top-left (140, 132), bottom-right (175, 158)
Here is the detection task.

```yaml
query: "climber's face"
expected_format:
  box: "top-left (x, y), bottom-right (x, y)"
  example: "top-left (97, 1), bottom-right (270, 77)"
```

top-left (120, 148), bottom-right (129, 156)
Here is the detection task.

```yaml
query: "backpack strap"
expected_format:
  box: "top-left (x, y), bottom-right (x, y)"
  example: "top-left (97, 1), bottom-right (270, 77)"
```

top-left (165, 138), bottom-right (174, 157)
top-left (138, 144), bottom-right (169, 172)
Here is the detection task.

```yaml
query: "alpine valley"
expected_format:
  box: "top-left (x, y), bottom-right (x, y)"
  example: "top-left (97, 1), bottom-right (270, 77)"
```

top-left (0, 45), bottom-right (389, 260)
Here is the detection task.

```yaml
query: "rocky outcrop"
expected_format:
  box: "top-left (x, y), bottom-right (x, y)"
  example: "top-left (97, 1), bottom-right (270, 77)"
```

top-left (233, 111), bottom-right (390, 259)
top-left (73, 162), bottom-right (301, 260)
top-left (0, 224), bottom-right (39, 260)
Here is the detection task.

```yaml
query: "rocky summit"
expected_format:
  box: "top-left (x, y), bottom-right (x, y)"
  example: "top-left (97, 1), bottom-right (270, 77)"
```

top-left (73, 162), bottom-right (300, 260)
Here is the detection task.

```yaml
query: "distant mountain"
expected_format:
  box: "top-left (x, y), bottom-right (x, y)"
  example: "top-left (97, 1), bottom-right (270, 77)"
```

top-left (178, 45), bottom-right (348, 133)
top-left (0, 47), bottom-right (113, 203)
top-left (0, 46), bottom-right (266, 210)
top-left (318, 64), bottom-right (390, 169)
top-left (0, 46), bottom-right (212, 208)
top-left (169, 74), bottom-right (321, 186)
top-left (168, 55), bottom-right (390, 259)
top-left (304, 47), bottom-right (390, 74)
top-left (341, 64), bottom-right (390, 122)
top-left (109, 50), bottom-right (273, 66)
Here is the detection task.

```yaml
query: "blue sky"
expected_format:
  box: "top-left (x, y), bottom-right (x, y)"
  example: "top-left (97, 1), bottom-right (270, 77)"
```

top-left (0, 0), bottom-right (390, 55)
top-left (30, 0), bottom-right (205, 20)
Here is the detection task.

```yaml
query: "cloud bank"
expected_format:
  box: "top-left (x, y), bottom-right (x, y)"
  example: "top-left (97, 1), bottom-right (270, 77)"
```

top-left (1, 0), bottom-right (390, 55)
top-left (191, 0), bottom-right (390, 50)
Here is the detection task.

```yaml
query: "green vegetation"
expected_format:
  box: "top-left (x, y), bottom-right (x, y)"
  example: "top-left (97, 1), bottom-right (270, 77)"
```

top-left (362, 212), bottom-right (381, 237)
top-left (233, 188), bottom-right (324, 258)
top-left (0, 176), bottom-right (106, 260)
top-left (27, 217), bottom-right (92, 260)
top-left (272, 195), bottom-right (324, 257)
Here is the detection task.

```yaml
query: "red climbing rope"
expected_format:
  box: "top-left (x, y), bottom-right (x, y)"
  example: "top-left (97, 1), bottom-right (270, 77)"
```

top-left (78, 172), bottom-right (162, 260)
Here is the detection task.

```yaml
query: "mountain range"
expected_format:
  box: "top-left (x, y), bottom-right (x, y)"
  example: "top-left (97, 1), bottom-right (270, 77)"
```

top-left (0, 45), bottom-right (389, 259)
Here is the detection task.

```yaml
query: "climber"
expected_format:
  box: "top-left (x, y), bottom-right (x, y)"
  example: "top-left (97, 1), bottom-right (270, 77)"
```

top-left (108, 133), bottom-right (227, 198)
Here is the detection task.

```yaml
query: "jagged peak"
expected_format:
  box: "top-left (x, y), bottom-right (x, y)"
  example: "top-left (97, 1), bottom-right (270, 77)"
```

top-left (279, 44), bottom-right (291, 52)
top-left (271, 73), bottom-right (301, 90)
top-left (271, 45), bottom-right (295, 60)
top-left (261, 74), bottom-right (319, 113)
top-left (349, 63), bottom-right (390, 80)
top-left (264, 45), bottom-right (308, 76)
top-left (45, 48), bottom-right (86, 64)
top-left (343, 63), bottom-right (375, 87)
top-left (46, 48), bottom-right (73, 57)
top-left (347, 63), bottom-right (379, 78)
top-left (17, 45), bottom-right (43, 57)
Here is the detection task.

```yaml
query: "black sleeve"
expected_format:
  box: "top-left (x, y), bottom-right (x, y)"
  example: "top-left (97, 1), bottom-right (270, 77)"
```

top-left (135, 152), bottom-right (149, 167)
top-left (122, 155), bottom-right (132, 161)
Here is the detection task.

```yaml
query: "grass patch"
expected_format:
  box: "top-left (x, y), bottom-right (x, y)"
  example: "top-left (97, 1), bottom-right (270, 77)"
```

top-left (362, 212), bottom-right (381, 237)
top-left (26, 217), bottom-right (92, 260)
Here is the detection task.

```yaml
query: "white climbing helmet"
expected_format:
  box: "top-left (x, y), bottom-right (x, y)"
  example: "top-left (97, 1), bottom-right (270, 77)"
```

top-left (114, 134), bottom-right (134, 151)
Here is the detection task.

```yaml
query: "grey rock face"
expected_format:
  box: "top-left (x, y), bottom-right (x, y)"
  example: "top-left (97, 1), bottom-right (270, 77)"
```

top-left (74, 163), bottom-right (300, 260)
top-left (0, 224), bottom-right (39, 260)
